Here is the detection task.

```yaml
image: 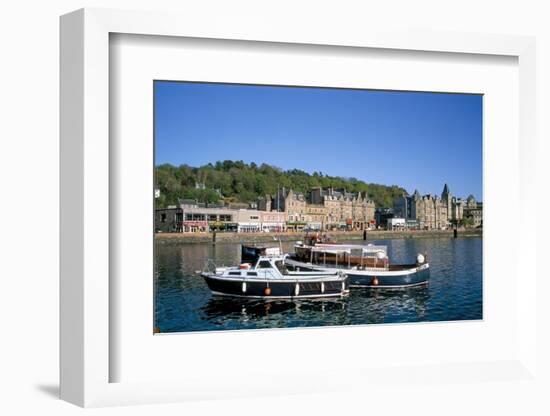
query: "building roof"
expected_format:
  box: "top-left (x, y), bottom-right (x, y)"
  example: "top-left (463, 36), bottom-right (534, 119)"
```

top-left (228, 202), bottom-right (249, 209)
top-left (178, 198), bottom-right (198, 206)
top-left (319, 187), bottom-right (358, 201)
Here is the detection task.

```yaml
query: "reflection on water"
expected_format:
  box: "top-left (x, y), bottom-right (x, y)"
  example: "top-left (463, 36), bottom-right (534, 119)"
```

top-left (154, 237), bottom-right (482, 333)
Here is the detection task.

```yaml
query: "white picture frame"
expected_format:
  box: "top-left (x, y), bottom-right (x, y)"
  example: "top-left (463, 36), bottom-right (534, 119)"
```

top-left (60, 7), bottom-right (538, 408)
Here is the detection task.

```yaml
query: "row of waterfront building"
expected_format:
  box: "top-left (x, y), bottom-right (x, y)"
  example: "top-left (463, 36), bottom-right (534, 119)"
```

top-left (155, 184), bottom-right (482, 233)
top-left (257, 187), bottom-right (376, 231)
top-left (392, 184), bottom-right (482, 229)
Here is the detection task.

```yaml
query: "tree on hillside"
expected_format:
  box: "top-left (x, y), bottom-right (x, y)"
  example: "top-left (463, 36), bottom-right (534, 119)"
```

top-left (154, 161), bottom-right (407, 209)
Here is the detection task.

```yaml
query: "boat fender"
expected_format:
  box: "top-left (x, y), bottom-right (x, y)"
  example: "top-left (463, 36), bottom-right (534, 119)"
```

top-left (376, 251), bottom-right (386, 260)
top-left (321, 282), bottom-right (325, 293)
top-left (371, 277), bottom-right (379, 286)
top-left (264, 287), bottom-right (272, 296)
top-left (342, 281), bottom-right (346, 291)
top-left (295, 283), bottom-right (300, 296)
top-left (242, 282), bottom-right (247, 293)
top-left (416, 254), bottom-right (425, 264)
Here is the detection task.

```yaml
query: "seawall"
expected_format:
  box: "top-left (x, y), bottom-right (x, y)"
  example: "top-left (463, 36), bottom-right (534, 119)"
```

top-left (154, 229), bottom-right (483, 245)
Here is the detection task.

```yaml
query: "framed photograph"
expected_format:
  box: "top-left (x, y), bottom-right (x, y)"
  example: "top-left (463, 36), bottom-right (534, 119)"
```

top-left (153, 81), bottom-right (482, 333)
top-left (60, 8), bottom-right (538, 407)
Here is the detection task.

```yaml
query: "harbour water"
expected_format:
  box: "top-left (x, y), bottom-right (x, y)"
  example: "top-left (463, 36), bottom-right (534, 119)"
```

top-left (154, 237), bottom-right (482, 333)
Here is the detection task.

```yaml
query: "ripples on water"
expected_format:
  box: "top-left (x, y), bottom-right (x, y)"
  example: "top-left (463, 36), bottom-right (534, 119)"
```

top-left (154, 237), bottom-right (482, 333)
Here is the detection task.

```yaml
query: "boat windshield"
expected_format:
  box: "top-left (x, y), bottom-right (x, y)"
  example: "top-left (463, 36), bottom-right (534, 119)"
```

top-left (256, 260), bottom-right (273, 269)
top-left (274, 260), bottom-right (289, 275)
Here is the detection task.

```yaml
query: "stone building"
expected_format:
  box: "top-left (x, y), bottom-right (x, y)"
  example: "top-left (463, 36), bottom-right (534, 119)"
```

top-left (352, 193), bottom-right (376, 230)
top-left (318, 191), bottom-right (344, 228)
top-left (304, 204), bottom-right (327, 230)
top-left (309, 187), bottom-right (375, 230)
top-left (277, 189), bottom-right (307, 225)
top-left (285, 189), bottom-right (308, 230)
top-left (394, 184), bottom-right (471, 230)
top-left (441, 184), bottom-right (466, 223)
top-left (463, 195), bottom-right (483, 227)
top-left (258, 186), bottom-right (375, 231)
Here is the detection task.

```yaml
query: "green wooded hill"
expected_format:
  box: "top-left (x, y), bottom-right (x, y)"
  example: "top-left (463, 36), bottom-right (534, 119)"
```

top-left (155, 161), bottom-right (407, 209)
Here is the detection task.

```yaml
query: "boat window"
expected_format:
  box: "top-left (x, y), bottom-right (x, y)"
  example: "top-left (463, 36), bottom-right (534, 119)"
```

top-left (228, 271), bottom-right (242, 276)
top-left (247, 272), bottom-right (257, 276)
top-left (274, 260), bottom-right (289, 275)
top-left (257, 260), bottom-right (273, 269)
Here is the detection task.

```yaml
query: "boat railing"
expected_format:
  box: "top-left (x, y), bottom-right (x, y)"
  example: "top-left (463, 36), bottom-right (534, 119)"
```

top-left (202, 258), bottom-right (218, 274)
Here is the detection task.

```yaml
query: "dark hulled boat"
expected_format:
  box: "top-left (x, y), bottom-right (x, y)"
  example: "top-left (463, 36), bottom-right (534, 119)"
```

top-left (201, 252), bottom-right (349, 299)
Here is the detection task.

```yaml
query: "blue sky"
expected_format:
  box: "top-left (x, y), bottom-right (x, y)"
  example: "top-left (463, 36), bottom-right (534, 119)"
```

top-left (155, 81), bottom-right (482, 200)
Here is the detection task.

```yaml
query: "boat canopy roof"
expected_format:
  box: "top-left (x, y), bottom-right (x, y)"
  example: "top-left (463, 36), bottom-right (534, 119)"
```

top-left (253, 254), bottom-right (287, 265)
top-left (312, 243), bottom-right (387, 255)
top-left (311, 247), bottom-right (350, 254)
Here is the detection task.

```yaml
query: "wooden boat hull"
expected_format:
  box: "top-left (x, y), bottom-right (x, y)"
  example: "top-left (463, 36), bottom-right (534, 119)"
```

top-left (201, 274), bottom-right (349, 299)
top-left (285, 258), bottom-right (430, 288)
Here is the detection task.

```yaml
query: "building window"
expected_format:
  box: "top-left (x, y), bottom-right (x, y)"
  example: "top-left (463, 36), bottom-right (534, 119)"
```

top-left (208, 214), bottom-right (218, 221)
top-left (220, 214), bottom-right (232, 222)
top-left (186, 213), bottom-right (205, 221)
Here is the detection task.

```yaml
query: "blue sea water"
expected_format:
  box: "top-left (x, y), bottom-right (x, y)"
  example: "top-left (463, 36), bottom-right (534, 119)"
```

top-left (154, 237), bottom-right (482, 333)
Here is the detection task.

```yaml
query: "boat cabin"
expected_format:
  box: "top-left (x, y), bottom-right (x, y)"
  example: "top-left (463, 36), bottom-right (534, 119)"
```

top-left (255, 256), bottom-right (289, 274)
top-left (303, 244), bottom-right (390, 270)
top-left (235, 255), bottom-right (289, 278)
